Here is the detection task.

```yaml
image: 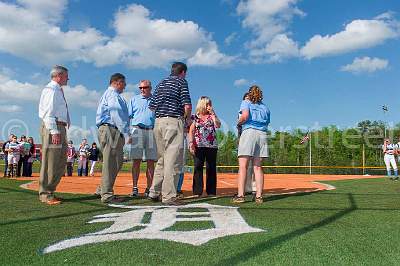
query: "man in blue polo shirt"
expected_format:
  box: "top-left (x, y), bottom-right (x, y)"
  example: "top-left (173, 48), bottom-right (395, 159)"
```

top-left (128, 80), bottom-right (156, 198)
top-left (95, 73), bottom-right (131, 203)
top-left (148, 62), bottom-right (192, 205)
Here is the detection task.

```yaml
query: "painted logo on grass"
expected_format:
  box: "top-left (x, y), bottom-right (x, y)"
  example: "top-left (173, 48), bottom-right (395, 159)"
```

top-left (42, 203), bottom-right (264, 254)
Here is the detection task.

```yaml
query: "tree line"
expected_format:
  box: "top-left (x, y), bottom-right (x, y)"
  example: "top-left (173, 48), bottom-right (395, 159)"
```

top-left (185, 120), bottom-right (397, 175)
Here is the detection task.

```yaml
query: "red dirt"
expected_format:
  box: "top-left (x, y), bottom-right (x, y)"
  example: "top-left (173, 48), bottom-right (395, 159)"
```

top-left (18, 173), bottom-right (382, 196)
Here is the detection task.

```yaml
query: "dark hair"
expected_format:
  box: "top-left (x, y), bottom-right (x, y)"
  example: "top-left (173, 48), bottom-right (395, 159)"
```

top-left (242, 92), bottom-right (249, 100)
top-left (109, 73), bottom-right (126, 85)
top-left (92, 142), bottom-right (97, 146)
top-left (171, 62), bottom-right (187, 76)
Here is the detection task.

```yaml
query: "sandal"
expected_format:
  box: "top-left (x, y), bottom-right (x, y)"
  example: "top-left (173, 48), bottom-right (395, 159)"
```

top-left (255, 197), bottom-right (263, 204)
top-left (232, 195), bottom-right (245, 204)
top-left (44, 198), bottom-right (62, 205)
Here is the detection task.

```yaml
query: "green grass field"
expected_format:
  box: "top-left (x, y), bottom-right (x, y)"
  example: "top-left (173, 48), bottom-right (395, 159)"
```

top-left (1, 177), bottom-right (400, 265)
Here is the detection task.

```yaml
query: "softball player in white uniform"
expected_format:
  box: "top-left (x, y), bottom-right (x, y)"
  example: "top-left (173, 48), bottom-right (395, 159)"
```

top-left (382, 138), bottom-right (398, 180)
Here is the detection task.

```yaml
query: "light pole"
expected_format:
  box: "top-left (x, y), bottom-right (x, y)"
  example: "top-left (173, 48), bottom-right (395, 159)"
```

top-left (382, 105), bottom-right (388, 138)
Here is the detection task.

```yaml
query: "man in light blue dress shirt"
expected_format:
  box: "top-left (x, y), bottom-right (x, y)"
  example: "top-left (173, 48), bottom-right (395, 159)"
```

top-left (128, 80), bottom-right (157, 198)
top-left (95, 73), bottom-right (131, 203)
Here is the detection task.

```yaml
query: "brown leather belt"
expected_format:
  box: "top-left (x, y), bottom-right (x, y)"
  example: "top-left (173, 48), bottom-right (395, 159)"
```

top-left (56, 121), bottom-right (67, 127)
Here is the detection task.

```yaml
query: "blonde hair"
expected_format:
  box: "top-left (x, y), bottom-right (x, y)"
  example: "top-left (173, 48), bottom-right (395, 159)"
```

top-left (248, 85), bottom-right (263, 103)
top-left (196, 96), bottom-right (212, 115)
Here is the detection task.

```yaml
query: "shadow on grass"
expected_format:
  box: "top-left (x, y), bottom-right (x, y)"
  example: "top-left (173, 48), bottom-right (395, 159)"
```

top-left (184, 190), bottom-right (320, 204)
top-left (0, 185), bottom-right (38, 196)
top-left (0, 207), bottom-right (110, 226)
top-left (213, 193), bottom-right (357, 266)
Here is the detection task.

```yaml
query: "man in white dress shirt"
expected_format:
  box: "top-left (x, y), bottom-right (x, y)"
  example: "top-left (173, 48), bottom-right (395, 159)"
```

top-left (38, 65), bottom-right (70, 205)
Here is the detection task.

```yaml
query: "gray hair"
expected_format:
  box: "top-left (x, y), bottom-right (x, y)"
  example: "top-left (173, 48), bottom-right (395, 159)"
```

top-left (50, 65), bottom-right (68, 78)
top-left (140, 80), bottom-right (152, 87)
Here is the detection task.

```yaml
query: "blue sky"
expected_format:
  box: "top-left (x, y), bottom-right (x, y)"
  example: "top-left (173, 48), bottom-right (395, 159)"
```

top-left (0, 0), bottom-right (399, 144)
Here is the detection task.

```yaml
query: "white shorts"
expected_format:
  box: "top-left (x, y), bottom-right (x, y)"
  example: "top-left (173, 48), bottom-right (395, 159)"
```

top-left (8, 154), bottom-right (20, 164)
top-left (238, 128), bottom-right (269, 158)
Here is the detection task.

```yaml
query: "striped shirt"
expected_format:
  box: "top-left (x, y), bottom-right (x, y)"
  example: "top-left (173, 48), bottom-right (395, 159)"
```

top-left (149, 75), bottom-right (191, 118)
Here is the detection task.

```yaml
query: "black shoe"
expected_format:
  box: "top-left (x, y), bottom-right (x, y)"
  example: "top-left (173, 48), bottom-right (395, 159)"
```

top-left (148, 195), bottom-right (161, 202)
top-left (144, 188), bottom-right (150, 198)
top-left (176, 191), bottom-right (184, 199)
top-left (394, 177), bottom-right (399, 181)
top-left (129, 187), bottom-right (139, 198)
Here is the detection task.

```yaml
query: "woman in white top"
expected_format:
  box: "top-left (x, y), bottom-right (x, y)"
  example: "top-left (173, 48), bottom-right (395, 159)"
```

top-left (77, 142), bottom-right (89, 176)
top-left (382, 138), bottom-right (398, 180)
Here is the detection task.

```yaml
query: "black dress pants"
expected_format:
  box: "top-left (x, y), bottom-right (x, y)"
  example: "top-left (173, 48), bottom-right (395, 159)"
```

top-left (192, 147), bottom-right (217, 196)
top-left (17, 156), bottom-right (27, 177)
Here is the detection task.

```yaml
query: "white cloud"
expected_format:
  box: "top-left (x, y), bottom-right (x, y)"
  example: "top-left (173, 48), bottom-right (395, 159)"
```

top-left (0, 66), bottom-right (15, 77)
top-left (236, 0), bottom-right (304, 62)
top-left (0, 73), bottom-right (100, 109)
top-left (103, 4), bottom-right (235, 68)
top-left (64, 85), bottom-right (102, 109)
top-left (121, 83), bottom-right (140, 102)
top-left (0, 73), bottom-right (42, 101)
top-left (341, 57), bottom-right (389, 73)
top-left (16, 0), bottom-right (68, 23)
top-left (0, 2), bottom-right (234, 68)
top-left (0, 1), bottom-right (107, 65)
top-left (0, 105), bottom-right (23, 113)
top-left (301, 14), bottom-right (400, 59)
top-left (234, 78), bottom-right (250, 87)
top-left (224, 32), bottom-right (238, 45)
top-left (237, 3), bottom-right (400, 62)
top-left (67, 125), bottom-right (93, 144)
top-left (250, 34), bottom-right (300, 62)
top-left (188, 42), bottom-right (237, 66)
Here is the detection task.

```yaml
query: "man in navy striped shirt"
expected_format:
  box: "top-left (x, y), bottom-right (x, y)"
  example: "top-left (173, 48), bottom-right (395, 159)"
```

top-left (148, 62), bottom-right (192, 205)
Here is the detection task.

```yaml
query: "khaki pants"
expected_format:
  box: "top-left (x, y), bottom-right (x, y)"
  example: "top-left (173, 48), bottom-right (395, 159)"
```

top-left (98, 125), bottom-right (124, 202)
top-left (39, 123), bottom-right (67, 199)
top-left (150, 117), bottom-right (184, 202)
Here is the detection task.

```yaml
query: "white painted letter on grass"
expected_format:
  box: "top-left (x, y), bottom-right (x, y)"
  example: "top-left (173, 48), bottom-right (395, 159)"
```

top-left (42, 203), bottom-right (264, 254)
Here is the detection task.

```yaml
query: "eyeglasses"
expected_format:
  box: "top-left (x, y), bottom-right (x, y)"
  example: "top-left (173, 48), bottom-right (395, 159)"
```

top-left (139, 86), bottom-right (150, 89)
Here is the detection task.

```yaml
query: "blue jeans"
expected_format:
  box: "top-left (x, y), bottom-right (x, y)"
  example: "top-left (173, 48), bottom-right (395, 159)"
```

top-left (177, 173), bottom-right (184, 192)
